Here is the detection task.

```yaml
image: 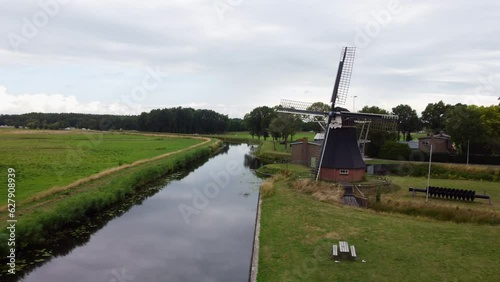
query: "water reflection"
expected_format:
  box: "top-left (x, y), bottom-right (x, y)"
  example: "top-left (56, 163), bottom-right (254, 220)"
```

top-left (14, 144), bottom-right (261, 282)
top-left (243, 153), bottom-right (263, 170)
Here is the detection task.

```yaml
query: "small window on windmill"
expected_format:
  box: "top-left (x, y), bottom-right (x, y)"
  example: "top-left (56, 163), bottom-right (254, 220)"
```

top-left (339, 169), bottom-right (349, 175)
top-left (422, 141), bottom-right (429, 145)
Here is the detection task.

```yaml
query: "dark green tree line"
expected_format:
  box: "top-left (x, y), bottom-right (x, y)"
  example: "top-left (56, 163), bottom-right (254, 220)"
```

top-left (0, 107), bottom-right (229, 134)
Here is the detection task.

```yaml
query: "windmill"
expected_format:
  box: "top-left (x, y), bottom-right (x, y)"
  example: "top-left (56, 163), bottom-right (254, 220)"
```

top-left (278, 47), bottom-right (398, 182)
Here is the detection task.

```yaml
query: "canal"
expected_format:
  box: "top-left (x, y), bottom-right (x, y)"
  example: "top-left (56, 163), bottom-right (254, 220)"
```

top-left (18, 144), bottom-right (261, 282)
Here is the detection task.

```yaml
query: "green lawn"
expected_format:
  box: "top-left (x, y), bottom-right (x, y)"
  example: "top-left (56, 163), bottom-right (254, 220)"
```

top-left (0, 129), bottom-right (202, 201)
top-left (399, 132), bottom-right (427, 141)
top-left (386, 176), bottom-right (500, 210)
top-left (258, 179), bottom-right (500, 281)
top-left (365, 159), bottom-right (405, 165)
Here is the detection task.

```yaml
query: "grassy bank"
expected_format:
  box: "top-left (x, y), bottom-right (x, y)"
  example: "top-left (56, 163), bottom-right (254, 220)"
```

top-left (256, 163), bottom-right (312, 178)
top-left (258, 177), bottom-right (500, 281)
top-left (0, 133), bottom-right (221, 256)
top-left (365, 176), bottom-right (500, 224)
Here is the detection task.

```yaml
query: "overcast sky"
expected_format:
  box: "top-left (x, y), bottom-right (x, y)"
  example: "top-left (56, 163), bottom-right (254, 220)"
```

top-left (1, 0), bottom-right (499, 118)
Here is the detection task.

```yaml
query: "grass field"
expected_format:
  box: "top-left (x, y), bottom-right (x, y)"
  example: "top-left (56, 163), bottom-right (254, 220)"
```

top-left (0, 129), bottom-right (219, 259)
top-left (0, 129), bottom-right (203, 201)
top-left (387, 176), bottom-right (500, 202)
top-left (258, 177), bottom-right (500, 281)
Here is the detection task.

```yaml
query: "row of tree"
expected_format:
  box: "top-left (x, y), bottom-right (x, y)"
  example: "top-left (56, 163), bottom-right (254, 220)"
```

top-left (359, 102), bottom-right (499, 156)
top-left (0, 107), bottom-right (232, 134)
top-left (241, 101), bottom-right (499, 157)
top-left (137, 107), bottom-right (228, 134)
top-left (2, 101), bottom-right (497, 156)
top-left (242, 106), bottom-right (304, 148)
top-left (0, 112), bottom-right (139, 130)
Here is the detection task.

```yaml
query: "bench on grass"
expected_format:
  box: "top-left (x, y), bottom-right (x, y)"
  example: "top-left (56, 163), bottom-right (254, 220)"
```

top-left (350, 245), bottom-right (357, 259)
top-left (339, 241), bottom-right (350, 260)
top-left (332, 241), bottom-right (357, 260)
top-left (332, 244), bottom-right (338, 258)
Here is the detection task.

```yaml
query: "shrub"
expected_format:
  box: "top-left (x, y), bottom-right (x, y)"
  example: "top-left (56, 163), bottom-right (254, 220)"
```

top-left (261, 180), bottom-right (275, 198)
top-left (378, 141), bottom-right (411, 160)
top-left (292, 179), bottom-right (343, 205)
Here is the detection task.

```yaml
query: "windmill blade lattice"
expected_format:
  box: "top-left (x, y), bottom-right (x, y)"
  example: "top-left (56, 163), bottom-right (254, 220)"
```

top-left (340, 111), bottom-right (398, 131)
top-left (278, 99), bottom-right (327, 117)
top-left (331, 47), bottom-right (356, 106)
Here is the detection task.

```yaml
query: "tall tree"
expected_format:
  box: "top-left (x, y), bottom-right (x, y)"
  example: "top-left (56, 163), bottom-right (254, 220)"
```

top-left (243, 106), bottom-right (276, 139)
top-left (360, 106), bottom-right (389, 115)
top-left (445, 104), bottom-right (499, 155)
top-left (359, 105), bottom-right (393, 157)
top-left (478, 105), bottom-right (500, 154)
top-left (304, 102), bottom-right (330, 133)
top-left (420, 100), bottom-right (451, 133)
top-left (227, 118), bottom-right (245, 131)
top-left (269, 113), bottom-right (302, 149)
top-left (445, 104), bottom-right (484, 155)
top-left (391, 104), bottom-right (421, 140)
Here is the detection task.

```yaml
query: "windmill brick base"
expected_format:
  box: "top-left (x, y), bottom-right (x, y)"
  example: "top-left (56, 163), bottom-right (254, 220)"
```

top-left (317, 127), bottom-right (366, 182)
top-left (319, 167), bottom-right (365, 182)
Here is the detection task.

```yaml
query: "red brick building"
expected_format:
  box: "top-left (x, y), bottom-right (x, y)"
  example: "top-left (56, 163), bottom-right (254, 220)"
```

top-left (290, 138), bottom-right (321, 168)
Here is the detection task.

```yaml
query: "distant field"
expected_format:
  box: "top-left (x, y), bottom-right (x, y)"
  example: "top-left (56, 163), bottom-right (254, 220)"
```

top-left (0, 129), bottom-right (202, 201)
top-left (258, 178), bottom-right (500, 281)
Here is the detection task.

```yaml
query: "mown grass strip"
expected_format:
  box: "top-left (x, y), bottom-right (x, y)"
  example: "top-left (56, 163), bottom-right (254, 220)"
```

top-left (258, 178), bottom-right (500, 281)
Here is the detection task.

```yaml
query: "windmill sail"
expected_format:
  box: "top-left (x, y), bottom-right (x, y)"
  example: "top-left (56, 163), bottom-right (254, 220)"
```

top-left (278, 99), bottom-right (327, 117)
top-left (331, 47), bottom-right (356, 107)
top-left (340, 111), bottom-right (398, 131)
top-left (277, 46), bottom-right (398, 183)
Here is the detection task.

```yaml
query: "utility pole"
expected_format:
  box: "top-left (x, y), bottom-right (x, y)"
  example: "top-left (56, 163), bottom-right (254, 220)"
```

top-left (426, 145), bottom-right (433, 203)
top-left (351, 95), bottom-right (358, 112)
top-left (467, 140), bottom-right (470, 165)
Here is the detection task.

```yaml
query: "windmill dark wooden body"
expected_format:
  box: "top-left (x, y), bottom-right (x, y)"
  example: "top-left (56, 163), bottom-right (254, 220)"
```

top-left (279, 47), bottom-right (398, 182)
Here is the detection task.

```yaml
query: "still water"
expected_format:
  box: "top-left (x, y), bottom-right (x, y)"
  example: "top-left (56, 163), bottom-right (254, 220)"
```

top-left (20, 144), bottom-right (261, 282)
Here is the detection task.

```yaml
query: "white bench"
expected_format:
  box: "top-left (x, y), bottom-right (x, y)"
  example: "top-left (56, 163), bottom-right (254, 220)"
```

top-left (350, 245), bottom-right (357, 259)
top-left (332, 244), bottom-right (338, 258)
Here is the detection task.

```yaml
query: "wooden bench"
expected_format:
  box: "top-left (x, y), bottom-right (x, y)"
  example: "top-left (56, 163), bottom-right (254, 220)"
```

top-left (332, 244), bottom-right (338, 258)
top-left (339, 241), bottom-right (350, 260)
top-left (350, 245), bottom-right (357, 259)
